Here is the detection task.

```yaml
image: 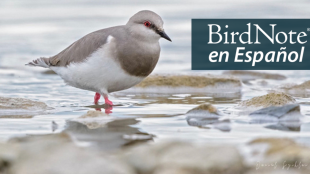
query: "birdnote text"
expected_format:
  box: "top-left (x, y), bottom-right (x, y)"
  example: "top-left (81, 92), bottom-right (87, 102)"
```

top-left (192, 19), bottom-right (310, 70)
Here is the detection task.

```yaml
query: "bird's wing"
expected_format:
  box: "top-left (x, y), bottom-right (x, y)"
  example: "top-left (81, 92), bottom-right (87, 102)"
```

top-left (48, 29), bottom-right (110, 67)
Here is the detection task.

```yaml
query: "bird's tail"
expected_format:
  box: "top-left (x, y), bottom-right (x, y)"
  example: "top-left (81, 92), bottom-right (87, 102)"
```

top-left (26, 57), bottom-right (51, 68)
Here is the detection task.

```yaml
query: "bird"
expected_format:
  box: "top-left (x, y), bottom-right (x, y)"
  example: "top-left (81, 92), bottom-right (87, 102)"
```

top-left (26, 10), bottom-right (171, 113)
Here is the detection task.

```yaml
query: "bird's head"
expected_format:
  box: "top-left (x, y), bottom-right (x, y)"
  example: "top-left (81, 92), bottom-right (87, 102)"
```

top-left (126, 10), bottom-right (171, 42)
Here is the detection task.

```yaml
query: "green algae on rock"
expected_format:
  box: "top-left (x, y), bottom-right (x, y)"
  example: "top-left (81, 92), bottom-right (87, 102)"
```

top-left (125, 75), bottom-right (241, 93)
top-left (223, 70), bottom-right (286, 81)
top-left (239, 92), bottom-right (296, 108)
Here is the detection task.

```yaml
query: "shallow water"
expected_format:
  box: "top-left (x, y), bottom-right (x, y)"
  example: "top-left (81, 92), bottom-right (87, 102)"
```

top-left (1, 0), bottom-right (310, 151)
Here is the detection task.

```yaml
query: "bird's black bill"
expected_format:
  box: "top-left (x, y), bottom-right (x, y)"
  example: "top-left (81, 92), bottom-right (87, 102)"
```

top-left (158, 31), bottom-right (172, 42)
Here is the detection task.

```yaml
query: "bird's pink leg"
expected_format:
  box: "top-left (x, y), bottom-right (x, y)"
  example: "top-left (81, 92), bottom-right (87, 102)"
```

top-left (103, 95), bottom-right (113, 114)
top-left (94, 92), bottom-right (101, 104)
top-left (104, 95), bottom-right (113, 106)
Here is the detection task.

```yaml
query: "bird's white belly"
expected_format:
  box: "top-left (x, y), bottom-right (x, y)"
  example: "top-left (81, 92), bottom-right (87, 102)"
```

top-left (51, 38), bottom-right (144, 93)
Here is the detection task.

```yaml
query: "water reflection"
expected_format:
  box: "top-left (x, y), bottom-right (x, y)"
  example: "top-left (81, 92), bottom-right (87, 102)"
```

top-left (64, 118), bottom-right (154, 150)
top-left (115, 93), bottom-right (241, 105)
top-left (186, 117), bottom-right (231, 132)
top-left (265, 122), bottom-right (301, 132)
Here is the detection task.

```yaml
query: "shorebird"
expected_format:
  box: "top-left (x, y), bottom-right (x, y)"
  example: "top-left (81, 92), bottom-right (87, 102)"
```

top-left (26, 10), bottom-right (171, 113)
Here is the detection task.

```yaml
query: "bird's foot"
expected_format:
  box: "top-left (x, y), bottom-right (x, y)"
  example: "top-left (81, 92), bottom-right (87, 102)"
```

top-left (94, 92), bottom-right (101, 104)
top-left (103, 95), bottom-right (113, 114)
top-left (104, 96), bottom-right (113, 106)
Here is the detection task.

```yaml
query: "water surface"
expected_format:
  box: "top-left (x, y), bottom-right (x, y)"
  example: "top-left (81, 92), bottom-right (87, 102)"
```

top-left (1, 0), bottom-right (310, 150)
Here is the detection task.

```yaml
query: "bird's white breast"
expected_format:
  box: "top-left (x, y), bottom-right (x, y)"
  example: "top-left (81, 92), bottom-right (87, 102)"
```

top-left (51, 36), bottom-right (144, 93)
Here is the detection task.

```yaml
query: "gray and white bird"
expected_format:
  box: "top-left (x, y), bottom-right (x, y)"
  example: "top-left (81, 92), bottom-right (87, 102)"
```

top-left (26, 10), bottom-right (171, 112)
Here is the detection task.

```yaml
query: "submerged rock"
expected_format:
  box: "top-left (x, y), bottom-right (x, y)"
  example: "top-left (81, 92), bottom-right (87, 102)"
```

top-left (0, 96), bottom-right (49, 118)
top-left (9, 133), bottom-right (135, 174)
top-left (123, 75), bottom-right (241, 93)
top-left (283, 80), bottom-right (310, 94)
top-left (223, 70), bottom-right (286, 81)
top-left (122, 141), bottom-right (245, 174)
top-left (249, 104), bottom-right (301, 122)
top-left (239, 92), bottom-right (296, 108)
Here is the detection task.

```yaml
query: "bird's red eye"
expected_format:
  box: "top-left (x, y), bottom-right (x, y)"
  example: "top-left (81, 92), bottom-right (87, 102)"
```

top-left (144, 21), bottom-right (151, 27)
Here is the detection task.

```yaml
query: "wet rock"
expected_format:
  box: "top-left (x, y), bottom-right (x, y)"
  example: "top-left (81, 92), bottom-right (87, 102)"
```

top-left (0, 96), bottom-right (49, 118)
top-left (122, 141), bottom-right (245, 174)
top-left (186, 104), bottom-right (230, 131)
top-left (0, 143), bottom-right (19, 173)
top-left (153, 167), bottom-right (194, 174)
top-left (9, 132), bottom-right (72, 144)
top-left (72, 110), bottom-right (115, 129)
top-left (186, 103), bottom-right (220, 118)
top-left (123, 75), bottom-right (241, 93)
top-left (283, 80), bottom-right (310, 94)
top-left (42, 70), bottom-right (56, 75)
top-left (249, 104), bottom-right (301, 122)
top-left (79, 110), bottom-right (107, 118)
top-left (0, 96), bottom-right (48, 111)
top-left (223, 70), bottom-right (286, 81)
top-left (239, 92), bottom-right (296, 108)
top-left (246, 168), bottom-right (304, 174)
top-left (248, 138), bottom-right (310, 171)
top-left (9, 133), bottom-right (135, 174)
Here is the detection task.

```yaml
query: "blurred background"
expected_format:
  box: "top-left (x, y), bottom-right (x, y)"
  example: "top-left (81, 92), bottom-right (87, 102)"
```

top-left (1, 0), bottom-right (309, 73)
top-left (1, 0), bottom-right (310, 151)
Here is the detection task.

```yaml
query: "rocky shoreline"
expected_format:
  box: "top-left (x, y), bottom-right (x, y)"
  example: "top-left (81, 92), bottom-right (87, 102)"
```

top-left (1, 71), bottom-right (310, 174)
top-left (1, 133), bottom-right (309, 174)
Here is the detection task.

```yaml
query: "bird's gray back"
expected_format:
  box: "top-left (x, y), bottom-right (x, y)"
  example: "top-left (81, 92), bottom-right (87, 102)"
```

top-left (48, 25), bottom-right (160, 77)
top-left (48, 26), bottom-right (123, 66)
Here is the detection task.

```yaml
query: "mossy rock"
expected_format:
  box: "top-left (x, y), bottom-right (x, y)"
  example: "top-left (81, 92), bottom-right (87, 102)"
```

top-left (0, 97), bottom-right (48, 110)
top-left (239, 92), bottom-right (295, 108)
top-left (136, 75), bottom-right (241, 88)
